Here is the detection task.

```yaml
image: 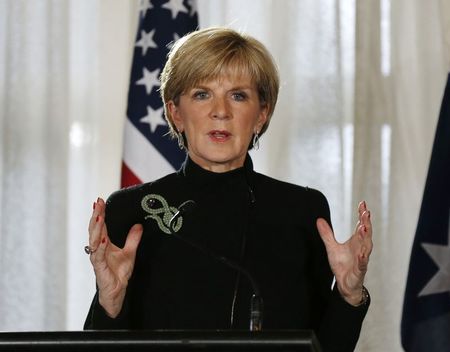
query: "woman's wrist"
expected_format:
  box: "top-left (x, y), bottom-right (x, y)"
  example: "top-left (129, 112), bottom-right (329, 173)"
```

top-left (98, 288), bottom-right (127, 318)
top-left (341, 286), bottom-right (369, 306)
top-left (98, 296), bottom-right (124, 318)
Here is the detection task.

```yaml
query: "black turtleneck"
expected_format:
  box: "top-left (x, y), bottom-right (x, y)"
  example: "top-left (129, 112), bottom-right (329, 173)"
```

top-left (84, 155), bottom-right (369, 351)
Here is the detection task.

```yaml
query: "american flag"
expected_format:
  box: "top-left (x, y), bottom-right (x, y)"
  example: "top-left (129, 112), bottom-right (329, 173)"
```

top-left (121, 0), bottom-right (198, 187)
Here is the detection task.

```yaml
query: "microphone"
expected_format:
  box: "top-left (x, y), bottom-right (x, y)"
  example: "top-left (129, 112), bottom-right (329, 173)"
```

top-left (169, 200), bottom-right (197, 225)
top-left (168, 200), bottom-right (264, 331)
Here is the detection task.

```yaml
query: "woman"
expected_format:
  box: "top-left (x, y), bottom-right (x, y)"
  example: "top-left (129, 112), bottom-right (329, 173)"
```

top-left (84, 27), bottom-right (372, 351)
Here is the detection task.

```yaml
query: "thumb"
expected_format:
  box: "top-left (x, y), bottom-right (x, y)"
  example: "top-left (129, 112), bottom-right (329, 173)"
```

top-left (124, 224), bottom-right (143, 256)
top-left (316, 218), bottom-right (337, 248)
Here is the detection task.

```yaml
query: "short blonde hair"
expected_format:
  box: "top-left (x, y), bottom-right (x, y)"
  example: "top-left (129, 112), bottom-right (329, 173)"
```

top-left (160, 27), bottom-right (279, 138)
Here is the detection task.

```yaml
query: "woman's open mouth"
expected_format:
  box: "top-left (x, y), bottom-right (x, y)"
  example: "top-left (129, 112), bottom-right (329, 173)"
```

top-left (208, 130), bottom-right (231, 142)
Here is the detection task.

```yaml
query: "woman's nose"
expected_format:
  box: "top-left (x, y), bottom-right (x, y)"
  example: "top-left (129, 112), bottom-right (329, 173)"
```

top-left (210, 97), bottom-right (230, 120)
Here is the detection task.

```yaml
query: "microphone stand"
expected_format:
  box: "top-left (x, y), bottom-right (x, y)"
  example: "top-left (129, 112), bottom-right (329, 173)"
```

top-left (168, 201), bottom-right (264, 331)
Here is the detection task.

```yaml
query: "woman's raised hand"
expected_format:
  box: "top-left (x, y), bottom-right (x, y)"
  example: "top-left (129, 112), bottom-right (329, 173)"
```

top-left (88, 198), bottom-right (143, 318)
top-left (316, 201), bottom-right (373, 305)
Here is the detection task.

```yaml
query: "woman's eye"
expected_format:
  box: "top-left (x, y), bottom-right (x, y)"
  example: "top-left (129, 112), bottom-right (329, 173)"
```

top-left (193, 91), bottom-right (209, 100)
top-left (232, 92), bottom-right (247, 101)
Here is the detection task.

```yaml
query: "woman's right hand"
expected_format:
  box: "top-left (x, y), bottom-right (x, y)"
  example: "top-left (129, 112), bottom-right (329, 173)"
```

top-left (88, 197), bottom-right (143, 318)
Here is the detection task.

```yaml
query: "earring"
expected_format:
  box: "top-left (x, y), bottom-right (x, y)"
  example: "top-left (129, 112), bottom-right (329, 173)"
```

top-left (252, 131), bottom-right (260, 150)
top-left (177, 131), bottom-right (185, 150)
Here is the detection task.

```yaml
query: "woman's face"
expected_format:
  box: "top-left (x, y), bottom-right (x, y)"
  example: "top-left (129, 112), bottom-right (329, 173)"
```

top-left (168, 74), bottom-right (268, 173)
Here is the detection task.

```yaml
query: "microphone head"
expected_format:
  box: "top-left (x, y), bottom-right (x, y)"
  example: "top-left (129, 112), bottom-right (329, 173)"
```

top-left (178, 200), bottom-right (196, 215)
top-left (168, 200), bottom-right (196, 234)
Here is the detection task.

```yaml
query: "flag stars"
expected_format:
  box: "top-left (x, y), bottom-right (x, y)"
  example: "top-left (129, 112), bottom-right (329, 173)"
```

top-left (140, 106), bottom-right (166, 133)
top-left (138, 0), bottom-right (153, 19)
top-left (136, 68), bottom-right (160, 95)
top-left (162, 0), bottom-right (189, 19)
top-left (186, 0), bottom-right (198, 17)
top-left (419, 212), bottom-right (450, 297)
top-left (136, 29), bottom-right (157, 55)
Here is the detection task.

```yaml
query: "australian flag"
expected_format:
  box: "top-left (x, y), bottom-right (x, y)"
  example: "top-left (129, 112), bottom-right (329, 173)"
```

top-left (121, 0), bottom-right (198, 187)
top-left (401, 74), bottom-right (450, 351)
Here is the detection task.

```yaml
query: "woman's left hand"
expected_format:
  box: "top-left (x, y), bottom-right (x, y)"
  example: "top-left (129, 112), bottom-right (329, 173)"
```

top-left (316, 201), bottom-right (373, 306)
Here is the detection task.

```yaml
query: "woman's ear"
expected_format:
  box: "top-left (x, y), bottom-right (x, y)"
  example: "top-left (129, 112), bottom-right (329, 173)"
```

top-left (167, 101), bottom-right (183, 132)
top-left (256, 104), bottom-right (269, 131)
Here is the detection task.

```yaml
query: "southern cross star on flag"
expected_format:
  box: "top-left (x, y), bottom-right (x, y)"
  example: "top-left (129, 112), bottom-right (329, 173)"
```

top-left (121, 0), bottom-right (198, 187)
top-left (401, 74), bottom-right (450, 351)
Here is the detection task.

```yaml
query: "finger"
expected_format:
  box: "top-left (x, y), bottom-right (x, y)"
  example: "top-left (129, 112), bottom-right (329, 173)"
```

top-left (123, 224), bottom-right (143, 257)
top-left (357, 250), bottom-right (369, 273)
top-left (89, 214), bottom-right (106, 250)
top-left (357, 211), bottom-right (373, 257)
top-left (89, 198), bottom-right (106, 248)
top-left (357, 200), bottom-right (367, 219)
top-left (361, 210), bottom-right (372, 235)
top-left (354, 201), bottom-right (369, 230)
top-left (358, 211), bottom-right (372, 242)
top-left (89, 198), bottom-right (105, 233)
top-left (90, 226), bottom-right (108, 268)
top-left (316, 218), bottom-right (338, 249)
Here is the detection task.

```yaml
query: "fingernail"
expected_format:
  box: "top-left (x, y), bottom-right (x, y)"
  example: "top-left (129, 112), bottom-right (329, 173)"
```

top-left (96, 215), bottom-right (99, 223)
top-left (97, 197), bottom-right (100, 203)
top-left (363, 201), bottom-right (367, 209)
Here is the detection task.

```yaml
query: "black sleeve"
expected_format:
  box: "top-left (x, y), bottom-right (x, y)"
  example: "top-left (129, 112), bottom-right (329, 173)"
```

top-left (307, 189), bottom-right (369, 352)
top-left (318, 286), bottom-right (370, 352)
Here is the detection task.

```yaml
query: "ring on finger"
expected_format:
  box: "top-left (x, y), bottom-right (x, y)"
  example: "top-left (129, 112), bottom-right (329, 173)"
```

top-left (84, 245), bottom-right (96, 255)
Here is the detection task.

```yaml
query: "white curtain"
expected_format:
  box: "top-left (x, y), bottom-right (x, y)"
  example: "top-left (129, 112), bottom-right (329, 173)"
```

top-left (0, 0), bottom-right (449, 351)
top-left (352, 1), bottom-right (450, 350)
top-left (0, 0), bottom-right (137, 330)
top-left (0, 0), bottom-right (69, 330)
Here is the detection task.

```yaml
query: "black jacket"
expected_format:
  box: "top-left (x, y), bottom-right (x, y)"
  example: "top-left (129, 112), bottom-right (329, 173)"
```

top-left (85, 155), bottom-right (369, 351)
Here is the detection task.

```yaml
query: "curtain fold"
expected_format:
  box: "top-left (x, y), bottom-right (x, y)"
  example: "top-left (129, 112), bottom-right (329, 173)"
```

top-left (0, 0), bottom-right (70, 330)
top-left (65, 0), bottom-right (136, 330)
top-left (353, 1), bottom-right (449, 350)
top-left (0, 0), bottom-right (136, 330)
